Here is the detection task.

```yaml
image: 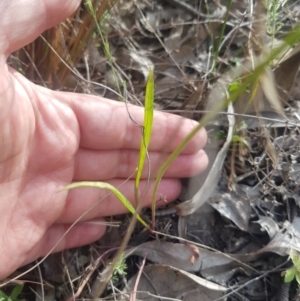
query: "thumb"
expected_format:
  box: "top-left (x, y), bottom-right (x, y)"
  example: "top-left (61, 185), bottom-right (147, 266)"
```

top-left (0, 0), bottom-right (80, 58)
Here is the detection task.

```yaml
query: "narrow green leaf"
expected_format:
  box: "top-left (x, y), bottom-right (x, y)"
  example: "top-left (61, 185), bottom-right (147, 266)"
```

top-left (232, 135), bottom-right (242, 143)
top-left (228, 81), bottom-right (240, 92)
top-left (236, 121), bottom-right (247, 131)
top-left (63, 182), bottom-right (149, 228)
top-left (284, 267), bottom-right (296, 282)
top-left (293, 253), bottom-right (300, 272)
top-left (0, 291), bottom-right (8, 299)
top-left (134, 68), bottom-right (154, 203)
top-left (296, 272), bottom-right (300, 285)
top-left (232, 135), bottom-right (251, 149)
top-left (9, 285), bottom-right (23, 300)
top-left (292, 252), bottom-right (299, 267)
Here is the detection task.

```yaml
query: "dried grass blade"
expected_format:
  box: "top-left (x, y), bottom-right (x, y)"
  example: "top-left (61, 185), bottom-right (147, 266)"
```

top-left (260, 67), bottom-right (285, 117)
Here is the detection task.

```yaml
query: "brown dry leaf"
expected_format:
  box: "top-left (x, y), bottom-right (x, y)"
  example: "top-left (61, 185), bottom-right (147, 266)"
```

top-left (120, 265), bottom-right (227, 301)
top-left (274, 42), bottom-right (300, 103)
top-left (125, 241), bottom-right (202, 273)
top-left (236, 217), bottom-right (300, 262)
top-left (180, 81), bottom-right (203, 117)
top-left (262, 127), bottom-right (278, 166)
top-left (125, 240), bottom-right (253, 285)
top-left (164, 21), bottom-right (184, 50)
top-left (176, 104), bottom-right (235, 216)
top-left (208, 183), bottom-right (252, 232)
top-left (260, 67), bottom-right (285, 117)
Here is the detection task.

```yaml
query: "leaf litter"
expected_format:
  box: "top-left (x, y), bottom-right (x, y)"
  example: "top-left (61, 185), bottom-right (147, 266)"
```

top-left (9, 0), bottom-right (300, 300)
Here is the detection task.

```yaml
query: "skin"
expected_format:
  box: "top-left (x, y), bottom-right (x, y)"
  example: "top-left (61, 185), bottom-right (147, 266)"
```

top-left (0, 0), bottom-right (208, 279)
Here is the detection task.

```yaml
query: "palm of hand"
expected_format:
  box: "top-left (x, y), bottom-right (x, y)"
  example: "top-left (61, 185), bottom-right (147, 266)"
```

top-left (0, 65), bottom-right (84, 277)
top-left (0, 0), bottom-right (207, 279)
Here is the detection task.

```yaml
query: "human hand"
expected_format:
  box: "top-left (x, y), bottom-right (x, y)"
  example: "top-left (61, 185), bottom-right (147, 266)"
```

top-left (0, 0), bottom-right (207, 279)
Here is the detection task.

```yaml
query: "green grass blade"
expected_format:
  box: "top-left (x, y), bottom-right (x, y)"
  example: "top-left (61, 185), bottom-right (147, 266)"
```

top-left (63, 182), bottom-right (149, 228)
top-left (134, 69), bottom-right (154, 203)
top-left (9, 284), bottom-right (23, 300)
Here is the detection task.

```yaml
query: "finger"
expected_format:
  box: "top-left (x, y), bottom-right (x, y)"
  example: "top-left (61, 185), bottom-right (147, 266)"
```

top-left (0, 0), bottom-right (80, 57)
top-left (74, 148), bottom-right (208, 180)
top-left (56, 178), bottom-right (182, 223)
top-left (23, 222), bottom-right (106, 268)
top-left (56, 91), bottom-right (207, 154)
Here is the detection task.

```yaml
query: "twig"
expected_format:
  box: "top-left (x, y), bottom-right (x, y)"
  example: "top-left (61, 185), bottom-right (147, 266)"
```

top-left (36, 260), bottom-right (44, 301)
top-left (130, 252), bottom-right (147, 301)
top-left (65, 247), bottom-right (119, 301)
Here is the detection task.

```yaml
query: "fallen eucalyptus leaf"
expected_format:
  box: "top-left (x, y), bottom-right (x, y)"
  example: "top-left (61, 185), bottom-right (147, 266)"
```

top-left (274, 42), bottom-right (300, 104)
top-left (176, 104), bottom-right (235, 216)
top-left (251, 216), bottom-right (279, 240)
top-left (208, 183), bottom-right (252, 232)
top-left (236, 217), bottom-right (300, 261)
top-left (120, 264), bottom-right (227, 301)
top-left (125, 240), bottom-right (254, 285)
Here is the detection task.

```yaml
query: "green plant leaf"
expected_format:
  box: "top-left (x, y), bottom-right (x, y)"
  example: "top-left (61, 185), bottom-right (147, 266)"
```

top-left (284, 267), bottom-right (296, 283)
top-left (232, 135), bottom-right (242, 143)
top-left (134, 68), bottom-right (154, 203)
top-left (228, 81), bottom-right (240, 92)
top-left (296, 272), bottom-right (300, 285)
top-left (112, 253), bottom-right (127, 277)
top-left (63, 182), bottom-right (149, 228)
top-left (0, 290), bottom-right (9, 299)
top-left (292, 253), bottom-right (300, 272)
top-left (291, 252), bottom-right (299, 267)
top-left (232, 135), bottom-right (251, 149)
top-left (236, 121), bottom-right (247, 131)
top-left (214, 130), bottom-right (225, 141)
top-left (9, 285), bottom-right (23, 301)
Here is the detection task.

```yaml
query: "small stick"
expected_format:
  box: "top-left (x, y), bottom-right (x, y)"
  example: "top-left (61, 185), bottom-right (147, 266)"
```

top-left (130, 252), bottom-right (147, 301)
